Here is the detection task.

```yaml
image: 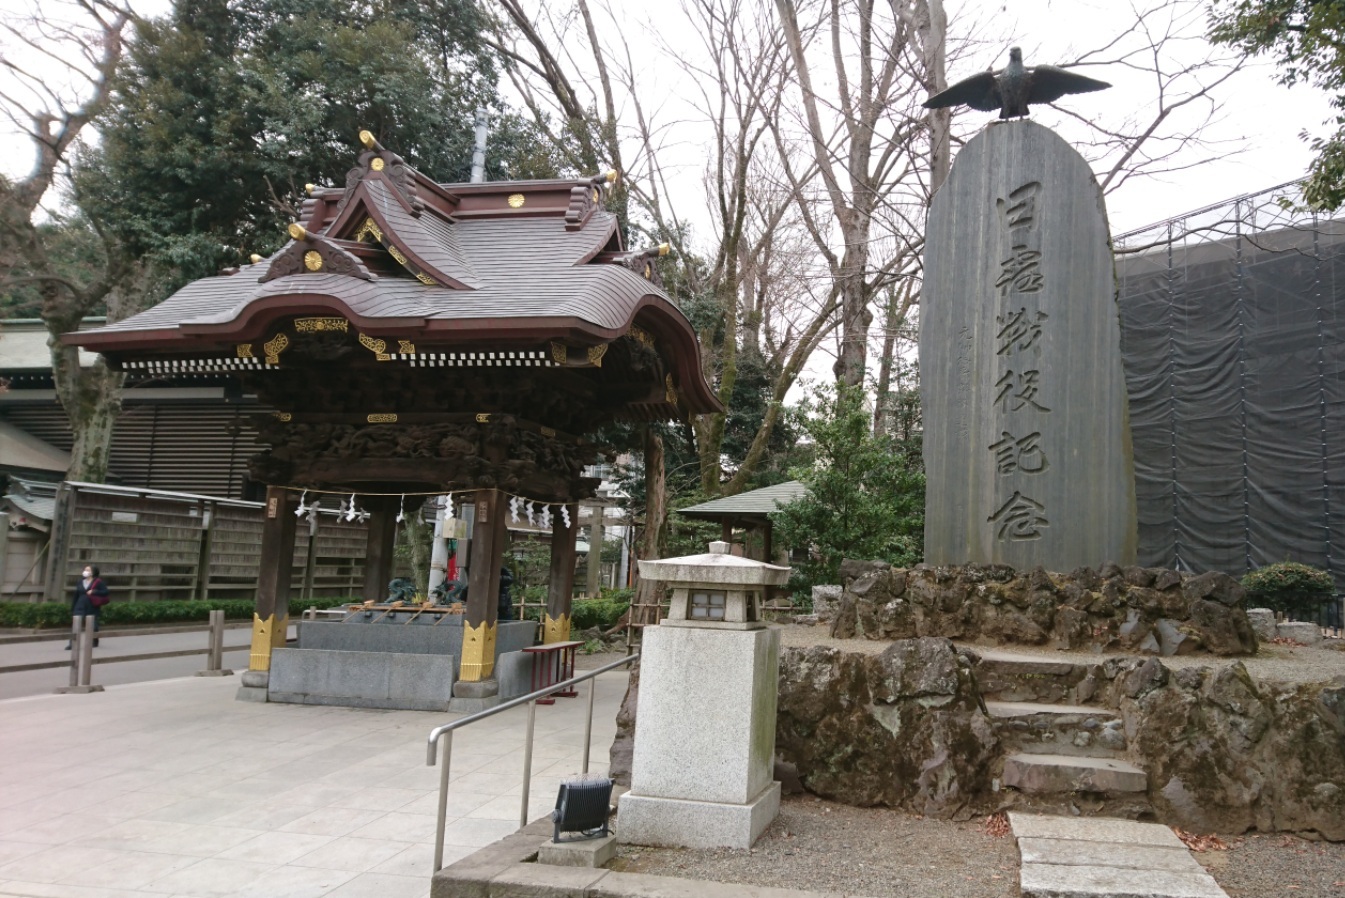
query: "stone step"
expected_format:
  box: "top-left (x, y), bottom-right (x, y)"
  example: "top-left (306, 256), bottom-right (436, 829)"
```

top-left (986, 700), bottom-right (1127, 757)
top-left (1003, 753), bottom-right (1147, 795)
top-left (973, 651), bottom-right (1104, 705)
top-left (1010, 812), bottom-right (1229, 898)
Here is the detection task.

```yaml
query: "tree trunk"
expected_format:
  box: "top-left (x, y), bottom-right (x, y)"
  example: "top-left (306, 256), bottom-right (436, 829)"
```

top-left (403, 504), bottom-right (432, 590)
top-left (921, 0), bottom-right (951, 194)
top-left (873, 288), bottom-right (900, 436)
top-left (873, 279), bottom-right (918, 436)
top-left (53, 347), bottom-right (123, 483)
top-left (640, 426), bottom-right (667, 562)
top-left (834, 261), bottom-right (871, 387)
top-left (631, 426), bottom-right (668, 629)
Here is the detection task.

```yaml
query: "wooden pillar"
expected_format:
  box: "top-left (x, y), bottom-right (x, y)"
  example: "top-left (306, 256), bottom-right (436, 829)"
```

top-left (720, 520), bottom-right (732, 544)
top-left (361, 497), bottom-right (398, 602)
top-left (302, 511), bottom-right (319, 600)
top-left (544, 503), bottom-right (579, 643)
top-left (461, 489), bottom-right (506, 682)
top-left (249, 486), bottom-right (298, 672)
top-left (193, 501), bottom-right (216, 601)
top-left (42, 483), bottom-right (76, 602)
top-left (585, 507), bottom-right (604, 597)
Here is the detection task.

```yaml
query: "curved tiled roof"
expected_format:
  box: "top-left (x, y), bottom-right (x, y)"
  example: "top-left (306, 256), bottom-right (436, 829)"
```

top-left (67, 163), bottom-right (720, 415)
top-left (89, 211), bottom-right (645, 335)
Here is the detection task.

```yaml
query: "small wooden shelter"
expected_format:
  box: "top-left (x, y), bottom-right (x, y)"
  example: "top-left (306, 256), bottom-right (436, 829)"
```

top-left (677, 480), bottom-right (807, 562)
top-left (66, 132), bottom-right (719, 698)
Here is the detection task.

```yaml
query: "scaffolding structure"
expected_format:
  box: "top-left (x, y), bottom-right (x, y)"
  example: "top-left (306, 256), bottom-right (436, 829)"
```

top-left (1114, 182), bottom-right (1345, 590)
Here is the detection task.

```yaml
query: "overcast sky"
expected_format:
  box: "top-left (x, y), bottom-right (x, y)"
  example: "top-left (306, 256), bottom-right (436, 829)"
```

top-left (979, 0), bottom-right (1335, 233)
top-left (2, 0), bottom-right (1336, 235)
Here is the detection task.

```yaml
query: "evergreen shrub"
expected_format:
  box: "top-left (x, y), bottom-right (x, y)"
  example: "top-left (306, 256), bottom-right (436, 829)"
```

top-left (0, 597), bottom-right (322, 629)
top-left (1240, 561), bottom-right (1335, 615)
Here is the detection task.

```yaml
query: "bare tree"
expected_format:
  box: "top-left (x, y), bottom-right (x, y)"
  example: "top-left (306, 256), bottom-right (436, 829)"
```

top-left (0, 0), bottom-right (137, 482)
top-left (771, 0), bottom-right (952, 389)
top-left (490, 0), bottom-right (626, 203)
top-left (1048, 0), bottom-right (1248, 195)
top-left (782, 0), bottom-right (1243, 418)
top-left (493, 0), bottom-right (843, 497)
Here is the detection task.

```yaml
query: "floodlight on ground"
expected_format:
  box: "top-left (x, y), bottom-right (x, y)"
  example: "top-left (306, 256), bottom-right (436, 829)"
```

top-left (550, 774), bottom-right (613, 843)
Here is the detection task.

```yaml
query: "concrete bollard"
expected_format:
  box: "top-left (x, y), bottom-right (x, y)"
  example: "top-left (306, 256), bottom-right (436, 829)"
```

top-left (55, 617), bottom-right (104, 694)
top-left (64, 616), bottom-right (80, 690)
top-left (196, 609), bottom-right (235, 677)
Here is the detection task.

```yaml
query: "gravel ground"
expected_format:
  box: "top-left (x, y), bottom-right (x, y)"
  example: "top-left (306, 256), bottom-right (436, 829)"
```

top-left (610, 795), bottom-right (1019, 898)
top-left (611, 798), bottom-right (1345, 898)
top-left (1197, 833), bottom-right (1345, 897)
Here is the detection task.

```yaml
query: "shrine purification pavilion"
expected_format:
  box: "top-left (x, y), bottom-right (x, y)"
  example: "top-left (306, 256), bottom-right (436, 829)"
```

top-left (66, 131), bottom-right (720, 703)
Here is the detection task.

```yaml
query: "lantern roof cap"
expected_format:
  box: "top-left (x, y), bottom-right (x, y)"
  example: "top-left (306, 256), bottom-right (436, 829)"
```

top-left (637, 541), bottom-right (790, 587)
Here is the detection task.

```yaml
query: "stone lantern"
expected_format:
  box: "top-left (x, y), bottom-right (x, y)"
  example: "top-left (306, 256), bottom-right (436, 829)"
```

top-left (617, 540), bottom-right (790, 849)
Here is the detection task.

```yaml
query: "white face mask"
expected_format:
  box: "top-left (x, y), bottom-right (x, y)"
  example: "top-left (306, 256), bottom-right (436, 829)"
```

top-left (82, 571), bottom-right (92, 578)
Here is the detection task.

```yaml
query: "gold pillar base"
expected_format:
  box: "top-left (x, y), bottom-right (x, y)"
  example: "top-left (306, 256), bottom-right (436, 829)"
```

top-left (248, 612), bottom-right (291, 671)
top-left (459, 619), bottom-right (498, 681)
top-left (542, 612), bottom-right (571, 645)
top-left (249, 613), bottom-right (275, 671)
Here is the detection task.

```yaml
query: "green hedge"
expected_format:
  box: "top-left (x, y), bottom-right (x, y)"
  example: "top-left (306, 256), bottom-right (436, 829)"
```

top-left (570, 595), bottom-right (630, 631)
top-left (1241, 561), bottom-right (1336, 615)
top-left (0, 592), bottom-right (636, 631)
top-left (0, 598), bottom-right (323, 630)
top-left (1241, 561), bottom-right (1335, 597)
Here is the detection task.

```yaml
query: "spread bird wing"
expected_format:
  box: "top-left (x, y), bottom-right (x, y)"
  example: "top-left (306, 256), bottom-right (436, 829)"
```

top-left (923, 71), bottom-right (1001, 112)
top-left (1027, 66), bottom-right (1111, 105)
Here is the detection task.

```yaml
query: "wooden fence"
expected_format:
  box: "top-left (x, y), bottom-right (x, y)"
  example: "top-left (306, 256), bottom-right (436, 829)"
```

top-left (40, 482), bottom-right (368, 604)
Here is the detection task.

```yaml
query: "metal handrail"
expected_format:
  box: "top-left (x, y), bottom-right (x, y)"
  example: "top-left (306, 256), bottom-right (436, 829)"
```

top-left (425, 652), bottom-right (638, 872)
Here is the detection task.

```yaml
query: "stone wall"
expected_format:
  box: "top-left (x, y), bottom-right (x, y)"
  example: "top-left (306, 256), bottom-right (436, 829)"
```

top-left (1108, 657), bottom-right (1345, 840)
top-left (613, 637), bottom-right (1345, 839)
top-left (831, 561), bottom-right (1257, 656)
top-left (774, 639), bottom-right (998, 819)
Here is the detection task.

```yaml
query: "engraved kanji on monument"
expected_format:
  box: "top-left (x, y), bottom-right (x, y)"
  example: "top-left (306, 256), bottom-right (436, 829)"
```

top-left (921, 120), bottom-right (1136, 569)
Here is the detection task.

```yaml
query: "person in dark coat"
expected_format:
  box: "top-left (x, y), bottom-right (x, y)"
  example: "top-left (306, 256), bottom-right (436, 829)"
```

top-left (67, 563), bottom-right (109, 648)
top-left (497, 566), bottom-right (515, 621)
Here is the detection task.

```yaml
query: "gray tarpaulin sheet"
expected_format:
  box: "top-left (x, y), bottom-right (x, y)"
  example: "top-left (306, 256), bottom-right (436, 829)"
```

top-left (1116, 219), bottom-right (1345, 588)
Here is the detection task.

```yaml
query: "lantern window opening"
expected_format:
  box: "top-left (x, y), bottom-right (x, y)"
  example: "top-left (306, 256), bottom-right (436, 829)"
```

top-left (690, 590), bottom-right (727, 620)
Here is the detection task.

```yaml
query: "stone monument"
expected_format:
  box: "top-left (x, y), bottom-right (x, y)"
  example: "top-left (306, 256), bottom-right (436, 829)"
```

top-left (617, 541), bottom-right (789, 849)
top-left (921, 119), bottom-right (1136, 570)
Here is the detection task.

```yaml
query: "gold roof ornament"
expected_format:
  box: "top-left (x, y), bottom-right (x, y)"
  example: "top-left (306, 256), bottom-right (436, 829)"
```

top-left (287, 223), bottom-right (308, 241)
top-left (304, 183), bottom-right (316, 196)
top-left (658, 243), bottom-right (671, 256)
top-left (264, 333), bottom-right (290, 365)
top-left (249, 254), bottom-right (263, 264)
top-left (606, 170), bottom-right (619, 183)
top-left (359, 129), bottom-right (376, 149)
top-left (370, 157), bottom-right (385, 171)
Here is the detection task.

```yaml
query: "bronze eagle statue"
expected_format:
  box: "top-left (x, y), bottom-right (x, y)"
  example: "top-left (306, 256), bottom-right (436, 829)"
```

top-left (923, 47), bottom-right (1110, 119)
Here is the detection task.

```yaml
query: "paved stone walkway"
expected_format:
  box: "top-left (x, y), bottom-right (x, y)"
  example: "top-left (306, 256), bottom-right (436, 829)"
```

top-left (1010, 812), bottom-right (1229, 898)
top-left (0, 671), bottom-right (625, 898)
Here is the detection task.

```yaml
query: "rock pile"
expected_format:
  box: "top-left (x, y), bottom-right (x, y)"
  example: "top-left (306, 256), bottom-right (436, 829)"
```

top-left (830, 561), bottom-right (1257, 656)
